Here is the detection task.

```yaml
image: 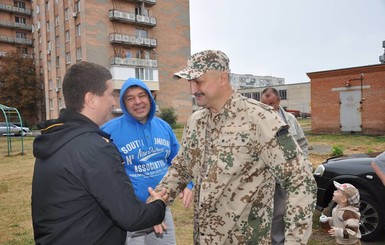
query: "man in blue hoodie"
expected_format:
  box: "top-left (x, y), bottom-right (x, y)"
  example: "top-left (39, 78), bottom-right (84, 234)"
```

top-left (102, 78), bottom-right (193, 244)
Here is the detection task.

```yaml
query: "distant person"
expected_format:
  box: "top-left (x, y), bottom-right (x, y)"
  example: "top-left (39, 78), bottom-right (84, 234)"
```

top-left (260, 87), bottom-right (309, 245)
top-left (153, 50), bottom-right (317, 244)
top-left (323, 181), bottom-right (361, 245)
top-left (371, 151), bottom-right (385, 185)
top-left (102, 78), bottom-right (194, 245)
top-left (31, 61), bottom-right (167, 245)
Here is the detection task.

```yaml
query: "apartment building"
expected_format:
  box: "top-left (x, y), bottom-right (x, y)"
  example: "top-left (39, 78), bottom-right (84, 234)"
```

top-left (0, 1), bottom-right (33, 60)
top-left (230, 73), bottom-right (285, 90)
top-left (31, 0), bottom-right (192, 123)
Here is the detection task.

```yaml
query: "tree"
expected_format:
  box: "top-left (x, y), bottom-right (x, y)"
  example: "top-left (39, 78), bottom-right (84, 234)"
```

top-left (0, 51), bottom-right (43, 126)
top-left (158, 106), bottom-right (178, 128)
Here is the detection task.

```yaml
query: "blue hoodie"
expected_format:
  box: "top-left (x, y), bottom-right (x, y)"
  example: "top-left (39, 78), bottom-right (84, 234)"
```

top-left (102, 78), bottom-right (190, 202)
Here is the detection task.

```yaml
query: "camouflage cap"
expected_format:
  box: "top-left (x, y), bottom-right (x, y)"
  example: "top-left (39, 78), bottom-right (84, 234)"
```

top-left (333, 181), bottom-right (360, 205)
top-left (173, 50), bottom-right (230, 80)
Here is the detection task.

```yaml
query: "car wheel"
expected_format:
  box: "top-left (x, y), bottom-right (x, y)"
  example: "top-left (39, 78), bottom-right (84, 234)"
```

top-left (359, 194), bottom-right (384, 241)
top-left (326, 194), bottom-right (384, 241)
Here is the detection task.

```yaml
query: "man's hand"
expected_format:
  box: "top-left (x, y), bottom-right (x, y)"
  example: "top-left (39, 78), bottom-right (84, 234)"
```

top-left (179, 187), bottom-right (193, 208)
top-left (147, 187), bottom-right (169, 204)
top-left (154, 222), bottom-right (168, 234)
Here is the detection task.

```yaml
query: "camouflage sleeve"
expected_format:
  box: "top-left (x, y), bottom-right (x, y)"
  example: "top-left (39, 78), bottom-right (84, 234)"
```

top-left (259, 121), bottom-right (317, 244)
top-left (155, 122), bottom-right (194, 204)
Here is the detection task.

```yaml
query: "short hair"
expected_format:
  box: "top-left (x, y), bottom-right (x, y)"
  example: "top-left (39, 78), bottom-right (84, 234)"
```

top-left (63, 61), bottom-right (112, 111)
top-left (261, 87), bottom-right (280, 98)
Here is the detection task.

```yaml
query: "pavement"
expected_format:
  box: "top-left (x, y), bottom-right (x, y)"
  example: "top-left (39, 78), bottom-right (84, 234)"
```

top-left (308, 144), bottom-right (332, 155)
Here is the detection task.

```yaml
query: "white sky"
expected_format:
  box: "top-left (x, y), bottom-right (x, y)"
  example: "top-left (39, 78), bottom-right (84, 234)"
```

top-left (189, 0), bottom-right (385, 84)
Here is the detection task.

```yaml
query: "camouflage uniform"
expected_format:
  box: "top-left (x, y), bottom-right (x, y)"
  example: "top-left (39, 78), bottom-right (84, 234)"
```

top-left (157, 50), bottom-right (317, 244)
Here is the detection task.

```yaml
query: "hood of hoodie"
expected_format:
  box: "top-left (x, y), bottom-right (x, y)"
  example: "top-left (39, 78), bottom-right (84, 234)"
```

top-left (119, 78), bottom-right (156, 124)
top-left (33, 109), bottom-right (108, 159)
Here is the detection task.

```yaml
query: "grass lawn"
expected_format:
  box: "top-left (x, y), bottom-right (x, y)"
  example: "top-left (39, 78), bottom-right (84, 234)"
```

top-left (1, 126), bottom-right (384, 244)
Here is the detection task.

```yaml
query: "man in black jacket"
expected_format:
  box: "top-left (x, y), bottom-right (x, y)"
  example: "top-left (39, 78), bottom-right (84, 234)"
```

top-left (32, 61), bottom-right (167, 245)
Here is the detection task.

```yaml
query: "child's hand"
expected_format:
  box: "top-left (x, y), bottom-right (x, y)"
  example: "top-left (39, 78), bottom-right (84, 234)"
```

top-left (328, 226), bottom-right (336, 237)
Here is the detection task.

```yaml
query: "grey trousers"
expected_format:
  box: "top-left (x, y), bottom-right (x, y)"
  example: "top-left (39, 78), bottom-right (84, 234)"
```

top-left (271, 183), bottom-right (286, 245)
top-left (125, 206), bottom-right (176, 245)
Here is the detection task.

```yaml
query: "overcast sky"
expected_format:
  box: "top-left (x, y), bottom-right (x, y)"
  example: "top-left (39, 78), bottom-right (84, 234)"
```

top-left (189, 0), bottom-right (385, 84)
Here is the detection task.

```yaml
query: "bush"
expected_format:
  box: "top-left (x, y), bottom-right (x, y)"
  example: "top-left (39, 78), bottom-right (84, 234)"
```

top-left (331, 145), bottom-right (344, 157)
top-left (158, 106), bottom-right (177, 128)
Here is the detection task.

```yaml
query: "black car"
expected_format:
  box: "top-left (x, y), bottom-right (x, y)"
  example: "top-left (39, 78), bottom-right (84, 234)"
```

top-left (313, 152), bottom-right (385, 241)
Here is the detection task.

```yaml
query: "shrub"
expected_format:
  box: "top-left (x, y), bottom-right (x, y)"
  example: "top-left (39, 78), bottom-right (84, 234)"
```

top-left (331, 145), bottom-right (344, 157)
top-left (158, 106), bottom-right (177, 128)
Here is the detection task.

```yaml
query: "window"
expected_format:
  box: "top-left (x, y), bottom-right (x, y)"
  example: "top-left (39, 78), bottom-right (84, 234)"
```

top-left (55, 0), bottom-right (59, 5)
top-left (76, 47), bottom-right (82, 60)
top-left (56, 77), bottom-right (61, 88)
top-left (136, 29), bottom-right (148, 38)
top-left (16, 32), bottom-right (26, 39)
top-left (17, 47), bottom-right (28, 55)
top-left (47, 60), bottom-right (51, 70)
top-left (14, 1), bottom-right (26, 9)
top-left (135, 6), bottom-right (148, 16)
top-left (56, 56), bottom-right (60, 68)
top-left (55, 35), bottom-right (60, 47)
top-left (58, 98), bottom-right (63, 110)
top-left (252, 92), bottom-right (260, 101)
top-left (36, 4), bottom-right (40, 14)
top-left (279, 89), bottom-right (287, 100)
top-left (75, 24), bottom-right (81, 37)
top-left (55, 16), bottom-right (59, 26)
top-left (65, 30), bottom-right (70, 42)
top-left (47, 40), bottom-right (51, 52)
top-left (39, 51), bottom-right (42, 59)
top-left (135, 68), bottom-right (154, 81)
top-left (64, 8), bottom-right (69, 20)
top-left (15, 17), bottom-right (26, 24)
top-left (39, 35), bottom-right (42, 44)
top-left (65, 52), bottom-right (71, 64)
top-left (46, 21), bottom-right (50, 32)
top-left (49, 99), bottom-right (53, 110)
top-left (75, 1), bottom-right (80, 13)
top-left (49, 79), bottom-right (53, 90)
top-left (45, 1), bottom-right (49, 10)
top-left (243, 93), bottom-right (252, 99)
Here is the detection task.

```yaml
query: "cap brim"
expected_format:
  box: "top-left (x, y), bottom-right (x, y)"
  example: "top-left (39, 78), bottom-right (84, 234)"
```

top-left (333, 181), bottom-right (342, 190)
top-left (173, 68), bottom-right (205, 80)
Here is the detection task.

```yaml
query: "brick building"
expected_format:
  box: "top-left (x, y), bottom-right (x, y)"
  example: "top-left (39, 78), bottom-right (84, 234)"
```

top-left (308, 64), bottom-right (385, 135)
top-left (30, 0), bottom-right (192, 123)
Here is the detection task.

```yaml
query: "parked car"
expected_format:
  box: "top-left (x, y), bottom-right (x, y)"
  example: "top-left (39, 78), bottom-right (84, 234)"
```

top-left (0, 122), bottom-right (30, 136)
top-left (313, 152), bottom-right (385, 241)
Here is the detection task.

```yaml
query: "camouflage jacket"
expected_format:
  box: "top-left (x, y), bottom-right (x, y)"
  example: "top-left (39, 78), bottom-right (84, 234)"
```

top-left (157, 92), bottom-right (316, 245)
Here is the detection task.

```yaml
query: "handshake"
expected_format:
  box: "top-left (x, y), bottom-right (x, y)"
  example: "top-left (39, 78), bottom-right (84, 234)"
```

top-left (147, 187), bottom-right (169, 204)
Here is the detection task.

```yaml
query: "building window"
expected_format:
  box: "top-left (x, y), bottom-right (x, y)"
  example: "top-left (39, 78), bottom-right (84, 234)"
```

top-left (55, 16), bottom-right (59, 26)
top-left (76, 47), bottom-right (82, 60)
top-left (56, 77), bottom-right (61, 88)
top-left (135, 6), bottom-right (148, 16)
top-left (64, 8), bottom-right (69, 20)
top-left (17, 47), bottom-right (28, 55)
top-left (47, 60), bottom-right (51, 71)
top-left (65, 52), bottom-right (71, 64)
top-left (39, 51), bottom-right (42, 59)
top-left (39, 35), bottom-right (42, 44)
top-left (49, 79), bottom-right (53, 90)
top-left (16, 32), bottom-right (26, 39)
top-left (36, 4), bottom-right (40, 14)
top-left (46, 21), bottom-right (50, 32)
top-left (252, 92), bottom-right (260, 101)
top-left (55, 35), bottom-right (60, 47)
top-left (135, 68), bottom-right (154, 81)
top-left (75, 24), bottom-right (81, 37)
top-left (65, 30), bottom-right (70, 42)
top-left (47, 40), bottom-right (51, 52)
top-left (56, 56), bottom-right (60, 68)
top-left (45, 1), bottom-right (49, 10)
top-left (55, 0), bottom-right (59, 5)
top-left (15, 17), bottom-right (26, 24)
top-left (75, 1), bottom-right (80, 13)
top-left (58, 98), bottom-right (63, 110)
top-left (136, 29), bottom-right (148, 38)
top-left (49, 99), bottom-right (53, 110)
top-left (279, 89), bottom-right (287, 100)
top-left (14, 1), bottom-right (26, 9)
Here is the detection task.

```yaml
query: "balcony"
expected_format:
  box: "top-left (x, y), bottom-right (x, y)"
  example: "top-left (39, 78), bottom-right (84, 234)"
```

top-left (109, 10), bottom-right (156, 27)
top-left (123, 0), bottom-right (156, 5)
top-left (0, 20), bottom-right (33, 31)
top-left (109, 33), bottom-right (157, 48)
top-left (111, 57), bottom-right (158, 68)
top-left (0, 35), bottom-right (33, 45)
top-left (0, 3), bottom-right (32, 16)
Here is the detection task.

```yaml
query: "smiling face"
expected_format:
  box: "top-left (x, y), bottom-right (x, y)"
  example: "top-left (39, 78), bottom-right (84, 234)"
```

top-left (332, 189), bottom-right (348, 205)
top-left (123, 86), bottom-right (151, 123)
top-left (260, 88), bottom-right (280, 110)
top-left (188, 70), bottom-right (229, 113)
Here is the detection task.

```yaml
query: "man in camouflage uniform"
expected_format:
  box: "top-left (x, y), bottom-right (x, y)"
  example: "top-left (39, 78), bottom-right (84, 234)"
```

top-left (155, 50), bottom-right (317, 244)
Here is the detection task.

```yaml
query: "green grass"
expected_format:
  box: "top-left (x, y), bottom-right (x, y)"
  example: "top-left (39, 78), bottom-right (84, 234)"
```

top-left (1, 131), bottom-right (384, 244)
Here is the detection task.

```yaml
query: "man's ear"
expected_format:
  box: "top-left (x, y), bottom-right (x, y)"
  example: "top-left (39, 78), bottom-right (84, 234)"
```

top-left (220, 71), bottom-right (229, 85)
top-left (84, 91), bottom-right (96, 110)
